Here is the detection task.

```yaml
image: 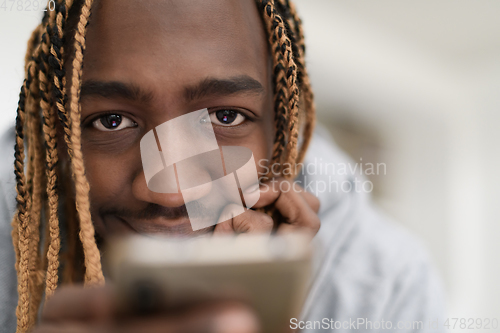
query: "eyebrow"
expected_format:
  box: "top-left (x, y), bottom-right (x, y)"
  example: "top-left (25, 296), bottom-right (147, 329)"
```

top-left (80, 75), bottom-right (265, 104)
top-left (81, 80), bottom-right (154, 103)
top-left (184, 75), bottom-right (265, 102)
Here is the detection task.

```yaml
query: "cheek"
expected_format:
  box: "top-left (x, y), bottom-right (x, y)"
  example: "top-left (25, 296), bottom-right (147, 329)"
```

top-left (84, 154), bottom-right (117, 203)
top-left (258, 99), bottom-right (275, 175)
top-left (82, 148), bottom-right (138, 206)
top-left (240, 112), bottom-right (275, 179)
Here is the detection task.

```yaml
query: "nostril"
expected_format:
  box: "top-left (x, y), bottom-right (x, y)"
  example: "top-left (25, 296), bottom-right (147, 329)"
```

top-left (132, 170), bottom-right (185, 208)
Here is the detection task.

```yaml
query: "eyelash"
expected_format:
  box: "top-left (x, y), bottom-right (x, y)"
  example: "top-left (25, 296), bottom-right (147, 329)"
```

top-left (88, 112), bottom-right (138, 132)
top-left (87, 108), bottom-right (251, 132)
top-left (206, 109), bottom-right (248, 127)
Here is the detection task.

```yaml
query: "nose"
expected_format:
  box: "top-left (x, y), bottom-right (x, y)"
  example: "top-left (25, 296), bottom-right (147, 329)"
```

top-left (136, 108), bottom-right (221, 208)
top-left (132, 169), bottom-right (212, 207)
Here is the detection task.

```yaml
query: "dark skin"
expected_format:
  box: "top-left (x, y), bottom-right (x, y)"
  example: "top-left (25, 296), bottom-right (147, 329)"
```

top-left (36, 0), bottom-right (320, 331)
top-left (81, 0), bottom-right (276, 236)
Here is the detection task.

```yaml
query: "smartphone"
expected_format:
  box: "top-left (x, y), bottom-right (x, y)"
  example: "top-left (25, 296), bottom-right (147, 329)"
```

top-left (105, 233), bottom-right (313, 333)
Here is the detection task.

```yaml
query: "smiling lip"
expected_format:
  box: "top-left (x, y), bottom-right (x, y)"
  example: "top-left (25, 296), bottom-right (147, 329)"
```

top-left (114, 215), bottom-right (209, 236)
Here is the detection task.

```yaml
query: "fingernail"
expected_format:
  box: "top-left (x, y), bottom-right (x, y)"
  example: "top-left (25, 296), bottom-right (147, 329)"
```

top-left (212, 307), bottom-right (261, 333)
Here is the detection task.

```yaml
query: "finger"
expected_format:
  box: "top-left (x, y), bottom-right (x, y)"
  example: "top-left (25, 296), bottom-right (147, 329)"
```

top-left (214, 208), bottom-right (273, 235)
top-left (275, 222), bottom-right (318, 239)
top-left (275, 189), bottom-right (320, 233)
top-left (33, 324), bottom-right (109, 333)
top-left (297, 188), bottom-right (320, 213)
top-left (253, 179), bottom-right (320, 232)
top-left (252, 179), bottom-right (282, 209)
top-left (120, 301), bottom-right (260, 333)
top-left (213, 203), bottom-right (246, 234)
top-left (42, 285), bottom-right (114, 323)
top-left (40, 290), bottom-right (260, 333)
top-left (279, 181), bottom-right (320, 213)
top-left (34, 306), bottom-right (260, 333)
top-left (253, 178), bottom-right (320, 213)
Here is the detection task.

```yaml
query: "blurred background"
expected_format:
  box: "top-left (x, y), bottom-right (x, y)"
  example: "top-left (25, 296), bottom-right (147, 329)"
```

top-left (1, 0), bottom-right (499, 326)
top-left (293, 0), bottom-right (500, 323)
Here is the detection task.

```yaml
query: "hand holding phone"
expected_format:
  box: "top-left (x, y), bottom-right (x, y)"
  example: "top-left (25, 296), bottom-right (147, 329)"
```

top-left (105, 233), bottom-right (313, 333)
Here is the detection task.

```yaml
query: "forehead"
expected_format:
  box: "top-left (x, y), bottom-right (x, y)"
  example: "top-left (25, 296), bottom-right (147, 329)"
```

top-left (83, 0), bottom-right (269, 100)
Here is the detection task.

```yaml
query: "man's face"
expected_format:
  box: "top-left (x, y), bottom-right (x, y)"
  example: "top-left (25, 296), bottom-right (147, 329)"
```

top-left (78, 0), bottom-right (274, 237)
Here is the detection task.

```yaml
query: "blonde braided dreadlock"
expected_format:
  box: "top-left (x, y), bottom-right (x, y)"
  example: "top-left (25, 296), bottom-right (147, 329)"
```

top-left (11, 0), bottom-right (315, 331)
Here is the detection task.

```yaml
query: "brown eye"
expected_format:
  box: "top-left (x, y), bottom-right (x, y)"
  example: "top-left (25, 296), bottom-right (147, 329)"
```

top-left (92, 114), bottom-right (137, 131)
top-left (209, 110), bottom-right (246, 126)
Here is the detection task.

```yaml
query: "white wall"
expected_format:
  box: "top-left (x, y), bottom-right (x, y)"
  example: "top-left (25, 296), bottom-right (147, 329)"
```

top-left (0, 9), bottom-right (42, 134)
